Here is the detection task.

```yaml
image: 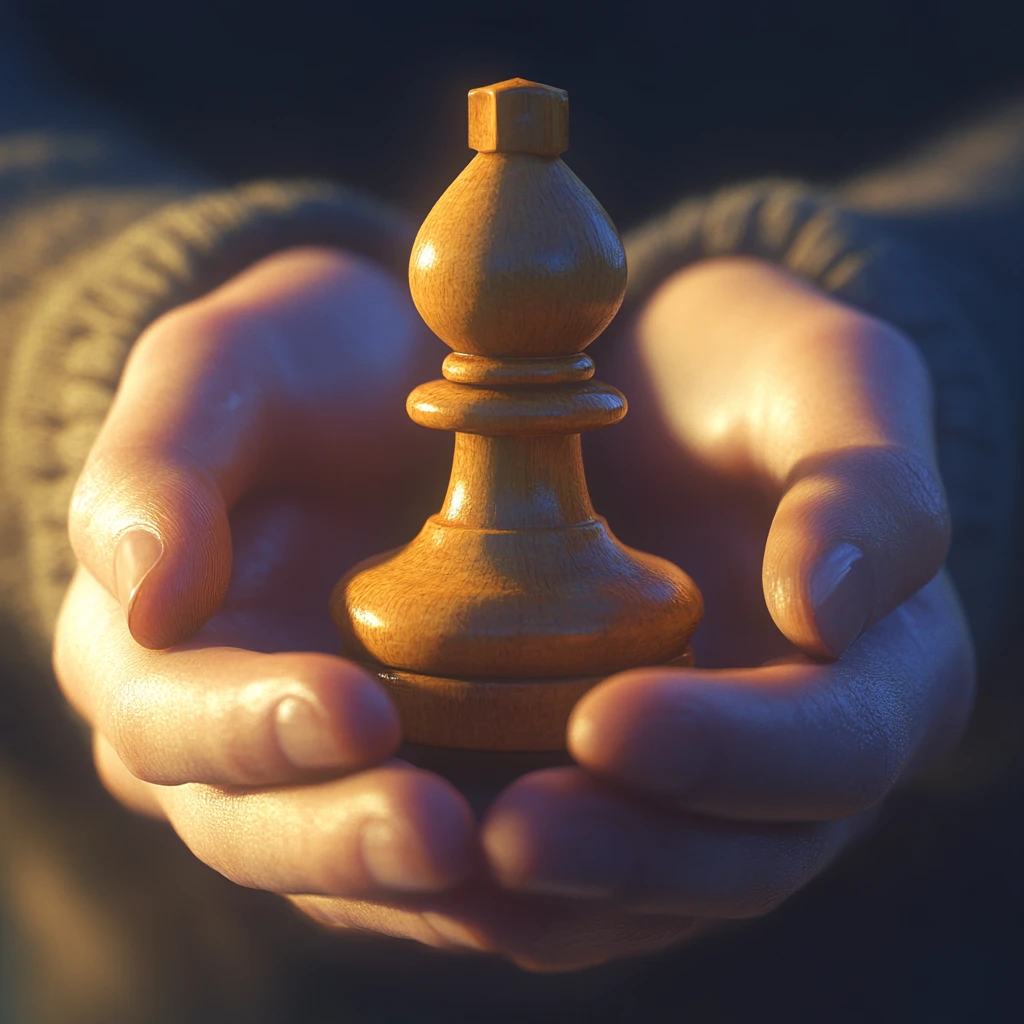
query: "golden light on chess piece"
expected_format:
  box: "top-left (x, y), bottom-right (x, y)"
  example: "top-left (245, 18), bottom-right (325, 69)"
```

top-left (331, 78), bottom-right (703, 751)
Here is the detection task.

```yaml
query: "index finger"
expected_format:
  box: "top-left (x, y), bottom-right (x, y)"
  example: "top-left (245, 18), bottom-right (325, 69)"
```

top-left (55, 566), bottom-right (401, 786)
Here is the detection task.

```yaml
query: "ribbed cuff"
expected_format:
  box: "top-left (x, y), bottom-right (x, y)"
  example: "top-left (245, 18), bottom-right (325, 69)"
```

top-left (8, 179), bottom-right (416, 639)
top-left (623, 180), bottom-right (1017, 659)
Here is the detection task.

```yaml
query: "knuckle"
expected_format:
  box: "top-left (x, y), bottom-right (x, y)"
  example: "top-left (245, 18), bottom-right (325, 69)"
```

top-left (222, 679), bottom-right (288, 782)
top-left (825, 309), bottom-right (931, 391)
top-left (147, 295), bottom-right (275, 363)
top-left (129, 297), bottom-right (279, 405)
top-left (109, 738), bottom-right (158, 784)
top-left (841, 703), bottom-right (908, 815)
top-left (101, 685), bottom-right (165, 784)
top-left (91, 733), bottom-right (152, 814)
top-left (881, 445), bottom-right (950, 532)
top-left (727, 827), bottom-right (836, 918)
top-left (869, 445), bottom-right (952, 594)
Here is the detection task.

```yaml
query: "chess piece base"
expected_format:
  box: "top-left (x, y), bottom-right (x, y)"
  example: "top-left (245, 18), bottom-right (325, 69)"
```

top-left (364, 648), bottom-right (694, 751)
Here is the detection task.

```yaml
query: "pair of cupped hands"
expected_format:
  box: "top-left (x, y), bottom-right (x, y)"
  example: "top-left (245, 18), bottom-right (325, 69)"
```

top-left (54, 246), bottom-right (974, 972)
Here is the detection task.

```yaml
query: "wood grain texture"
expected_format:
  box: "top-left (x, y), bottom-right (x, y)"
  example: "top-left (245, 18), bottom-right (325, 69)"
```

top-left (441, 352), bottom-right (595, 385)
top-left (408, 152), bottom-right (626, 357)
top-left (330, 79), bottom-right (704, 751)
top-left (467, 78), bottom-right (569, 156)
top-left (372, 650), bottom-right (696, 752)
top-left (406, 379), bottom-right (626, 434)
top-left (332, 435), bottom-right (702, 679)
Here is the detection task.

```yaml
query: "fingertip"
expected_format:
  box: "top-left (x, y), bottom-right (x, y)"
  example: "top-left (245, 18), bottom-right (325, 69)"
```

top-left (763, 446), bottom-right (950, 659)
top-left (480, 768), bottom-right (568, 891)
top-left (123, 523), bottom-right (232, 649)
top-left (285, 658), bottom-right (402, 770)
top-left (73, 453), bottom-right (234, 649)
top-left (765, 534), bottom-right (877, 659)
top-left (481, 768), bottom-right (634, 898)
top-left (568, 670), bottom-right (713, 795)
top-left (367, 767), bottom-right (479, 891)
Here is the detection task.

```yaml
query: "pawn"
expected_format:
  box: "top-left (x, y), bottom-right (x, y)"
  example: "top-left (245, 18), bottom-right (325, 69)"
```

top-left (331, 78), bottom-right (703, 751)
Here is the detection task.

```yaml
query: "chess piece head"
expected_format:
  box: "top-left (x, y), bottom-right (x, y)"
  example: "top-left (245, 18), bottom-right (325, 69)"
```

top-left (330, 79), bottom-right (703, 750)
top-left (409, 78), bottom-right (625, 358)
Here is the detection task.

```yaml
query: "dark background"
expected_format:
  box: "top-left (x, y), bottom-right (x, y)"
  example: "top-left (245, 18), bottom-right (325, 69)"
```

top-left (22, 0), bottom-right (1024, 226)
top-left (11, 1), bottom-right (1024, 1020)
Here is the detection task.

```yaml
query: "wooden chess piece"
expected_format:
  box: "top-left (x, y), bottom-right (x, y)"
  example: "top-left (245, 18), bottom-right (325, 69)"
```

top-left (331, 78), bottom-right (703, 751)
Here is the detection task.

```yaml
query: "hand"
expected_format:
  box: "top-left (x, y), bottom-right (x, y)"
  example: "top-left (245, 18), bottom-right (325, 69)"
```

top-left (462, 258), bottom-right (974, 966)
top-left (54, 248), bottom-right (480, 942)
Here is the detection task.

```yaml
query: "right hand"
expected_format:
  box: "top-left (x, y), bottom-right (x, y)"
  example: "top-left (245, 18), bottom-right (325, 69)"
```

top-left (53, 247), bottom-right (482, 948)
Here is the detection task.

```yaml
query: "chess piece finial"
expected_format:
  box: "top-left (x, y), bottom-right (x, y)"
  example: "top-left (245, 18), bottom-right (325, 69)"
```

top-left (330, 79), bottom-right (703, 750)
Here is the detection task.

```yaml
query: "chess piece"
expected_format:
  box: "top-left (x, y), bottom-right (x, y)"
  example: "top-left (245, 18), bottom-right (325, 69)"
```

top-left (331, 78), bottom-right (703, 751)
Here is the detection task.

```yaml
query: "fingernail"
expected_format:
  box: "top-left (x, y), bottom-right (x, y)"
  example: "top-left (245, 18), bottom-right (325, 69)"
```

top-left (274, 696), bottom-right (343, 769)
top-left (810, 542), bottom-right (874, 657)
top-left (361, 819), bottom-right (442, 891)
top-left (113, 528), bottom-right (164, 627)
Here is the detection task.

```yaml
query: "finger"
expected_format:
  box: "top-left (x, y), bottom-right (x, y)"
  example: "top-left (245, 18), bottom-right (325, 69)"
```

top-left (154, 764), bottom-right (477, 896)
top-left (69, 247), bottom-right (426, 649)
top-left (636, 258), bottom-right (950, 656)
top-left (55, 567), bottom-right (400, 785)
top-left (569, 573), bottom-right (975, 822)
top-left (483, 767), bottom-right (855, 918)
top-left (765, 442), bottom-right (949, 658)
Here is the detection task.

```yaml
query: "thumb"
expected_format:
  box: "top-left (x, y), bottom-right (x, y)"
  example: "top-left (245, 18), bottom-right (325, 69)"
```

top-left (69, 301), bottom-right (246, 649)
top-left (72, 448), bottom-right (233, 651)
top-left (764, 443), bottom-right (950, 658)
top-left (632, 257), bottom-right (952, 661)
top-left (68, 247), bottom-right (429, 650)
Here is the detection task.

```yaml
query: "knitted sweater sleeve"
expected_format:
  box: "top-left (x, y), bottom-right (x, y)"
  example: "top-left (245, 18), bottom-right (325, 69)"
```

top-left (622, 100), bottom-right (1024, 662)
